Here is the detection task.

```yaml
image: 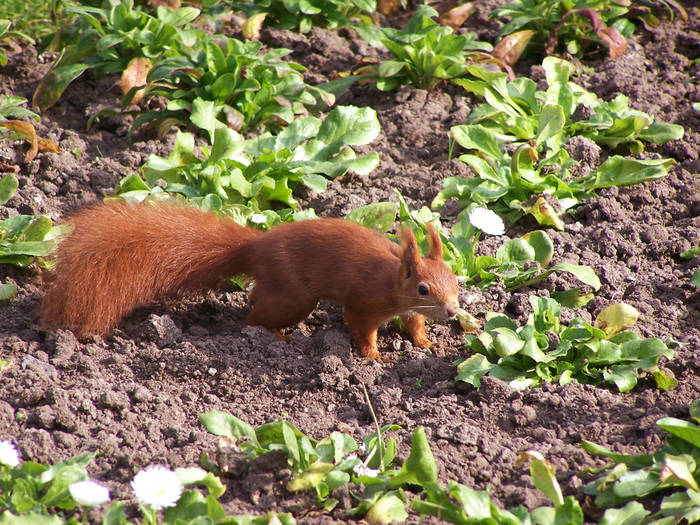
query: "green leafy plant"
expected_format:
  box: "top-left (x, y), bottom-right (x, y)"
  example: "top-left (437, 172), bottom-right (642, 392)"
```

top-left (433, 123), bottom-right (676, 227)
top-left (455, 296), bottom-right (677, 391)
top-left (32, 0), bottom-right (201, 111)
top-left (122, 34), bottom-right (332, 138)
top-left (0, 440), bottom-right (295, 525)
top-left (395, 193), bottom-right (600, 296)
top-left (456, 58), bottom-right (684, 155)
top-left (229, 0), bottom-right (376, 33)
top-left (414, 450), bottom-right (585, 524)
top-left (200, 409), bottom-right (406, 517)
top-left (0, 19), bottom-right (33, 66)
top-left (0, 175), bottom-right (63, 268)
top-left (583, 398), bottom-right (700, 524)
top-left (114, 105), bottom-right (380, 227)
top-left (491, 0), bottom-right (687, 58)
top-left (355, 5), bottom-right (492, 91)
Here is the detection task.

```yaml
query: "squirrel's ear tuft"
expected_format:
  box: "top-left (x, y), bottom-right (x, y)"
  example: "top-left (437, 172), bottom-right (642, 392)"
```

top-left (426, 223), bottom-right (443, 260)
top-left (399, 226), bottom-right (420, 277)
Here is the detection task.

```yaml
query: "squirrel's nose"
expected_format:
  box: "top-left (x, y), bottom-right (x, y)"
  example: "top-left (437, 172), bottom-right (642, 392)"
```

top-left (446, 304), bottom-right (459, 318)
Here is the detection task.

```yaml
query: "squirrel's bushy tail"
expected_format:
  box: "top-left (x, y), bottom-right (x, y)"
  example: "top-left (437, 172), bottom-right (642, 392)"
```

top-left (41, 201), bottom-right (261, 337)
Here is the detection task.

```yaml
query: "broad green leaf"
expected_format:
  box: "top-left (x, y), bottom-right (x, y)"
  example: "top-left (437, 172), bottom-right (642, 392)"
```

top-left (595, 303), bottom-right (639, 338)
top-left (586, 157), bottom-right (674, 190)
top-left (451, 124), bottom-right (503, 162)
top-left (175, 466), bottom-right (226, 498)
top-left (316, 106), bottom-right (380, 150)
top-left (448, 482), bottom-right (493, 519)
top-left (521, 230), bottom-right (553, 266)
top-left (497, 238), bottom-right (535, 264)
top-left (390, 427), bottom-right (437, 487)
top-left (366, 493), bottom-right (408, 524)
top-left (551, 289), bottom-right (593, 308)
top-left (0, 174), bottom-right (18, 205)
top-left (454, 354), bottom-right (492, 387)
top-left (547, 262), bottom-right (601, 291)
top-left (657, 418), bottom-right (700, 449)
top-left (345, 203), bottom-right (397, 232)
top-left (0, 283), bottom-right (18, 300)
top-left (604, 365), bottom-right (638, 392)
top-left (536, 104), bottom-right (565, 149)
top-left (638, 122), bottom-right (684, 144)
top-left (599, 501), bottom-right (650, 525)
top-left (199, 410), bottom-right (258, 444)
top-left (0, 513), bottom-right (64, 525)
top-left (554, 496), bottom-right (584, 525)
top-left (692, 268), bottom-right (700, 288)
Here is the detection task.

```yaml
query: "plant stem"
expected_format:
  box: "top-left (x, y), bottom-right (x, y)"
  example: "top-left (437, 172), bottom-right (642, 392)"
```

top-left (361, 383), bottom-right (384, 471)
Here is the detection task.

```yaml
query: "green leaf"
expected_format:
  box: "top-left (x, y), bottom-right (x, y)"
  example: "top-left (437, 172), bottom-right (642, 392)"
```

top-left (316, 105), bottom-right (380, 152)
top-left (345, 203), bottom-right (397, 233)
top-left (585, 156), bottom-right (675, 190)
top-left (0, 174), bottom-right (18, 205)
top-left (496, 238), bottom-right (535, 264)
top-left (653, 370), bottom-right (678, 391)
top-left (604, 365), bottom-right (638, 392)
top-left (638, 122), bottom-right (684, 144)
top-left (390, 427), bottom-right (438, 488)
top-left (536, 104), bottom-right (565, 149)
top-left (521, 230), bottom-right (554, 266)
top-left (451, 125), bottom-right (503, 162)
top-left (455, 354), bottom-right (492, 388)
top-left (175, 467), bottom-right (226, 498)
top-left (599, 501), bottom-right (650, 525)
top-left (366, 493), bottom-right (408, 524)
top-left (199, 410), bottom-right (258, 445)
top-left (547, 262), bottom-right (601, 291)
top-left (0, 283), bottom-right (18, 300)
top-left (0, 512), bottom-right (65, 525)
top-left (657, 418), bottom-right (700, 449)
top-left (692, 268), bottom-right (700, 288)
top-left (551, 289), bottom-right (593, 308)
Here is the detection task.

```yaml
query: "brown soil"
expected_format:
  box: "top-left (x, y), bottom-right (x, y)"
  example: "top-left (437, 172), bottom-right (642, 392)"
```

top-left (1, 4), bottom-right (699, 523)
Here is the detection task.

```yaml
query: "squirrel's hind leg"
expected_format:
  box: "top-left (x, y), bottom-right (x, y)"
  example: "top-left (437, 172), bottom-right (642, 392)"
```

top-left (246, 284), bottom-right (317, 334)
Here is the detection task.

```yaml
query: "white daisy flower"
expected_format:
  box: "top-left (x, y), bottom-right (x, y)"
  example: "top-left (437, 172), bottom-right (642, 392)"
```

top-left (131, 466), bottom-right (183, 510)
top-left (468, 207), bottom-right (505, 236)
top-left (69, 480), bottom-right (110, 507)
top-left (0, 440), bottom-right (20, 467)
top-left (250, 213), bottom-right (267, 225)
top-left (353, 464), bottom-right (380, 478)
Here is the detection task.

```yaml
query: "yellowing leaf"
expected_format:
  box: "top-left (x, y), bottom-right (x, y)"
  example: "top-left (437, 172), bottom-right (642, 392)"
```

top-left (594, 303), bottom-right (640, 337)
top-left (492, 30), bottom-right (535, 67)
top-left (456, 308), bottom-right (481, 333)
top-left (38, 137), bottom-right (60, 153)
top-left (242, 12), bottom-right (267, 41)
top-left (529, 197), bottom-right (565, 231)
top-left (121, 57), bottom-right (152, 104)
top-left (439, 3), bottom-right (475, 30)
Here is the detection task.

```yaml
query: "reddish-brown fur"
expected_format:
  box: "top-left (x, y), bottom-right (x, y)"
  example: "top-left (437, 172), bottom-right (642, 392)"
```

top-left (42, 201), bottom-right (460, 360)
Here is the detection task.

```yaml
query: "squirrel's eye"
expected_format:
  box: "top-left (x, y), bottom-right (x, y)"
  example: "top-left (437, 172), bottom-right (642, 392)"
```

top-left (417, 283), bottom-right (429, 296)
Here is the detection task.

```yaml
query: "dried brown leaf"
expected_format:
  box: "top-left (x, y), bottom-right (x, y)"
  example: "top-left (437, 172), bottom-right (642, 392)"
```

top-left (0, 120), bottom-right (38, 163)
top-left (438, 3), bottom-right (475, 29)
top-left (378, 0), bottom-right (401, 16)
top-left (492, 29), bottom-right (535, 66)
top-left (597, 26), bottom-right (626, 58)
top-left (121, 57), bottom-right (152, 104)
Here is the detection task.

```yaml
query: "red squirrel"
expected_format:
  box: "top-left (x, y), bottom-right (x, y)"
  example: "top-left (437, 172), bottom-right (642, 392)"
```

top-left (41, 201), bottom-right (460, 361)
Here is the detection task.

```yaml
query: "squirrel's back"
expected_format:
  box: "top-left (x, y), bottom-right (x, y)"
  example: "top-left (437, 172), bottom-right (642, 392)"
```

top-left (41, 201), bottom-right (261, 337)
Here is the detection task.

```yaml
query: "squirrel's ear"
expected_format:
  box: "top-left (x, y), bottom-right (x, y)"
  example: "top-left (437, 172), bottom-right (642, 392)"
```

top-left (426, 223), bottom-right (443, 260)
top-left (399, 226), bottom-right (421, 277)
